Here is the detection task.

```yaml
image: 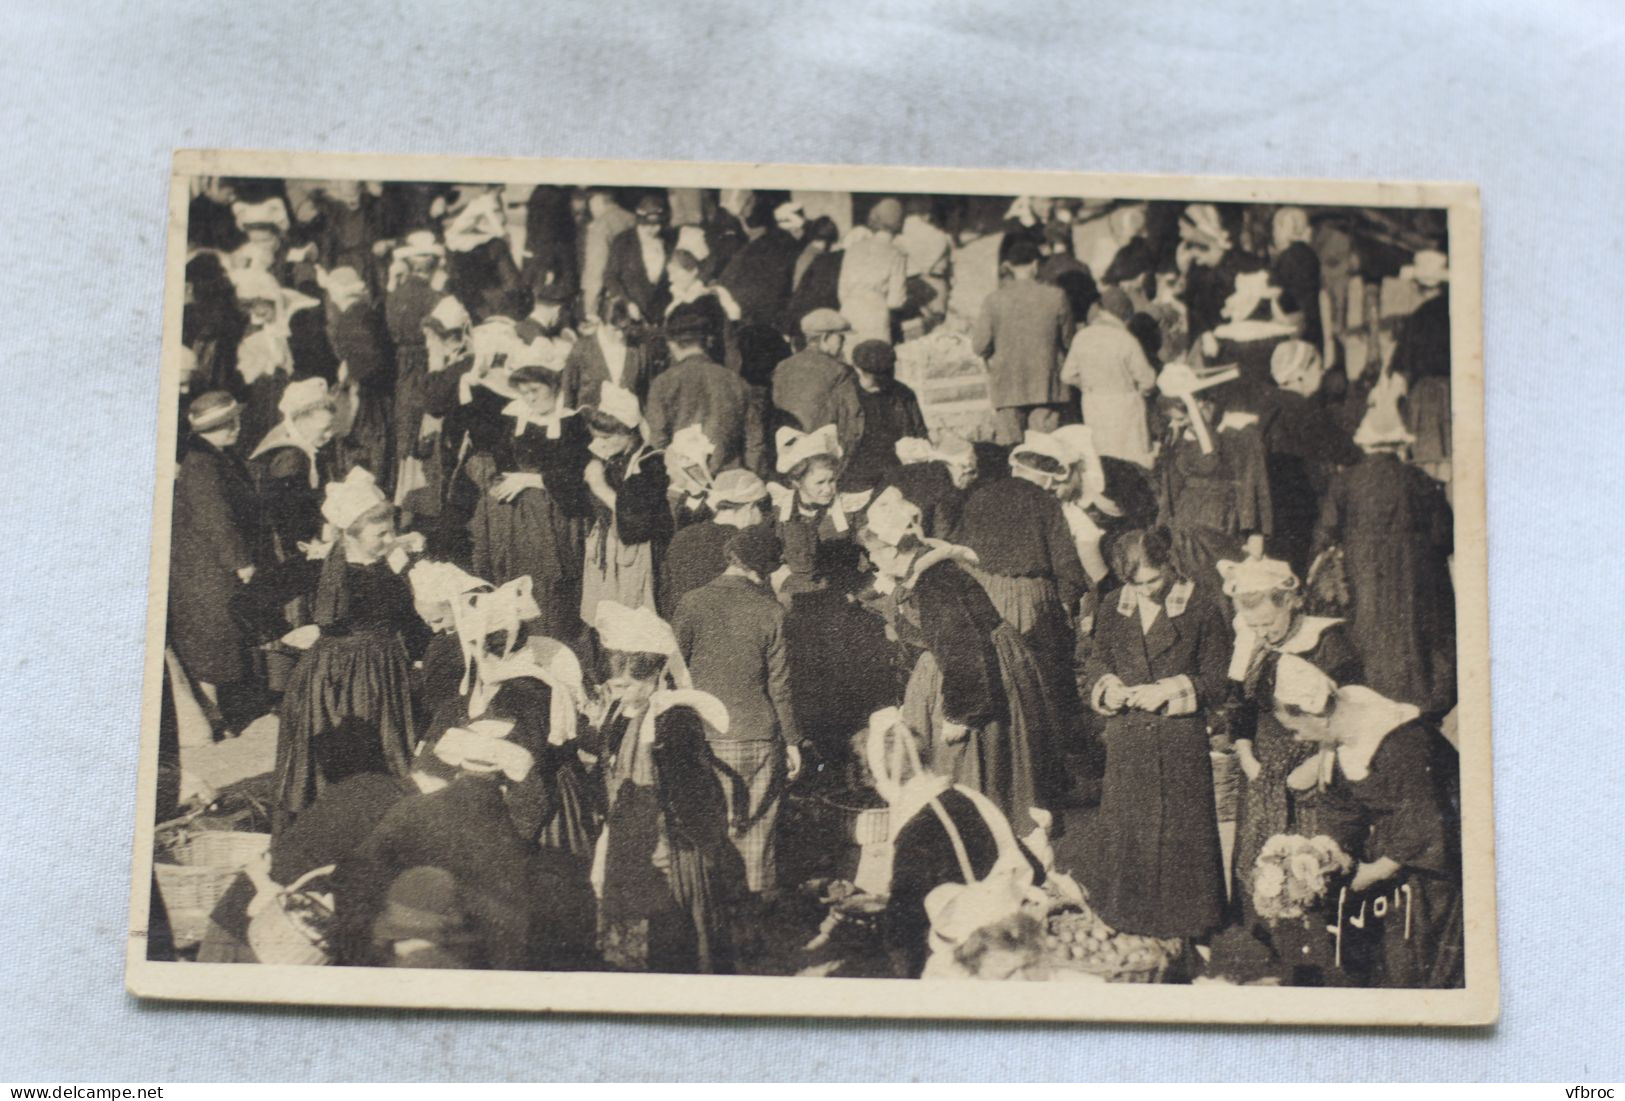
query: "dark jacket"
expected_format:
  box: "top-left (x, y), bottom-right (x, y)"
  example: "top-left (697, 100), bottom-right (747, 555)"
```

top-left (840, 378), bottom-right (928, 492)
top-left (339, 776), bottom-right (539, 970)
top-left (169, 437), bottom-right (267, 684)
top-left (971, 278), bottom-right (1074, 408)
top-left (604, 226), bottom-right (672, 321)
top-left (561, 331), bottom-right (656, 411)
top-left (659, 518), bottom-right (735, 618)
top-left (643, 353), bottom-right (764, 474)
top-left (1079, 580), bottom-right (1231, 938)
top-left (719, 228), bottom-right (803, 330)
top-left (769, 347), bottom-right (863, 453)
top-left (674, 573), bottom-right (800, 745)
top-left (784, 250), bottom-right (843, 334)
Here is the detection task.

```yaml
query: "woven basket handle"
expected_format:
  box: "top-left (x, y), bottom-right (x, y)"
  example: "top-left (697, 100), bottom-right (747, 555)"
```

top-left (280, 863), bottom-right (337, 896)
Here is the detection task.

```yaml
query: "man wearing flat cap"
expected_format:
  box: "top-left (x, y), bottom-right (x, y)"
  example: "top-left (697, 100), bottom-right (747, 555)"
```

top-left (769, 308), bottom-right (863, 465)
top-left (169, 391), bottom-right (269, 736)
top-left (603, 194), bottom-right (674, 322)
top-left (838, 339), bottom-right (927, 493)
top-left (971, 236), bottom-right (1075, 445)
top-left (674, 525), bottom-right (803, 913)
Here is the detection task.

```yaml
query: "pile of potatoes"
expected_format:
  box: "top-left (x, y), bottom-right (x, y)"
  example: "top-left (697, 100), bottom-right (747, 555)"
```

top-left (1042, 907), bottom-right (1180, 979)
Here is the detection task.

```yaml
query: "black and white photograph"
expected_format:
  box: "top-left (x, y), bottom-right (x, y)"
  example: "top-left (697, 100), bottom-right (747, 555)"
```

top-left (127, 151), bottom-right (1492, 1025)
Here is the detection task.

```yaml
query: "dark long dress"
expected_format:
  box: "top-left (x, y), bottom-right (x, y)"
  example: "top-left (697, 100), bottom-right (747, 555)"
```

top-left (951, 476), bottom-right (1086, 689)
top-left (1307, 717), bottom-right (1463, 988)
top-left (385, 278), bottom-right (443, 514)
top-left (469, 411), bottom-right (592, 640)
top-left (1314, 452), bottom-right (1456, 714)
top-left (168, 437), bottom-right (266, 686)
top-left (1080, 581), bottom-right (1230, 938)
top-left (274, 550), bottom-right (422, 834)
top-left (1156, 423), bottom-right (1272, 603)
top-left (1258, 389), bottom-right (1362, 577)
top-left (247, 437), bottom-right (338, 691)
top-left (1390, 292), bottom-right (1452, 474)
top-left (329, 298), bottom-right (395, 492)
top-left (1229, 619), bottom-right (1362, 921)
top-left (594, 705), bottom-right (745, 974)
top-left (897, 555), bottom-right (1065, 838)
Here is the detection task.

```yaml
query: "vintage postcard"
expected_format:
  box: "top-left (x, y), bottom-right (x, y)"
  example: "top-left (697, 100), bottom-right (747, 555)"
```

top-left (127, 149), bottom-right (1493, 1026)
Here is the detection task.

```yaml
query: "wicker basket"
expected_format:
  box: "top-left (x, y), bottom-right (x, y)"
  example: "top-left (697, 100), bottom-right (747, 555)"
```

top-left (818, 790), bottom-right (890, 844)
top-left (1211, 750), bottom-right (1240, 823)
top-left (816, 790), bottom-right (893, 895)
top-left (153, 829), bottom-right (270, 949)
top-left (246, 864), bottom-right (335, 966)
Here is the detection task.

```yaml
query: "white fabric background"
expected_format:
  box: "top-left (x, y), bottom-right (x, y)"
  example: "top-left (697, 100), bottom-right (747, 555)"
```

top-left (0, 0), bottom-right (1619, 1082)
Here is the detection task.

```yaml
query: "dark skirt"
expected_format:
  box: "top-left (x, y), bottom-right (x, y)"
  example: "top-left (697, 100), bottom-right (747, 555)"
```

top-left (338, 388), bottom-right (394, 496)
top-left (168, 581), bottom-right (249, 686)
top-left (1086, 709), bottom-right (1226, 939)
top-left (274, 631), bottom-right (416, 831)
top-left (470, 486), bottom-right (584, 640)
top-left (537, 762), bottom-right (600, 860)
top-left (964, 567), bottom-right (1072, 661)
top-left (902, 620), bottom-right (1064, 838)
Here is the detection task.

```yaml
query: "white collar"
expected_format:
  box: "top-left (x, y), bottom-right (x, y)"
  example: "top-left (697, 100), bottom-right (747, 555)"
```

top-left (501, 399), bottom-right (575, 438)
top-left (1227, 614), bottom-right (1343, 680)
top-left (1212, 319), bottom-right (1296, 343)
top-left (1117, 578), bottom-right (1193, 619)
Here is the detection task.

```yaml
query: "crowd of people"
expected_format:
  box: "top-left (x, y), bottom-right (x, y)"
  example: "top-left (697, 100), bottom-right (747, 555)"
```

top-left (159, 177), bottom-right (1462, 986)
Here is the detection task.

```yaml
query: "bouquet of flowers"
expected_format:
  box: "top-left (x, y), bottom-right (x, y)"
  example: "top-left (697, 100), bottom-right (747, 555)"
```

top-left (1251, 834), bottom-right (1354, 923)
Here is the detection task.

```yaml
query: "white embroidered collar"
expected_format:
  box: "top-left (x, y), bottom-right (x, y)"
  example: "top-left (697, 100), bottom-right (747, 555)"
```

top-left (1227, 614), bottom-right (1343, 680)
top-left (502, 399), bottom-right (576, 438)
